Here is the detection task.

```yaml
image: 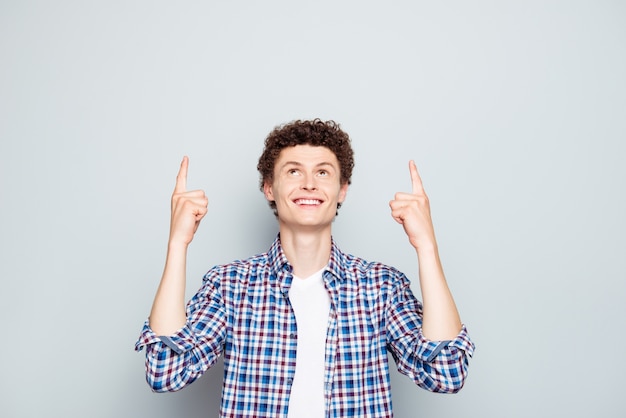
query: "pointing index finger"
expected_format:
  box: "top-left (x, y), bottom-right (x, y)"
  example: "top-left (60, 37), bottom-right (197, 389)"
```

top-left (409, 160), bottom-right (425, 195)
top-left (175, 156), bottom-right (189, 193)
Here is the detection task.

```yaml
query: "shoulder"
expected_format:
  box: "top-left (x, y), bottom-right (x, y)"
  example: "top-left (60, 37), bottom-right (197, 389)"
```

top-left (333, 245), bottom-right (409, 287)
top-left (202, 251), bottom-right (272, 284)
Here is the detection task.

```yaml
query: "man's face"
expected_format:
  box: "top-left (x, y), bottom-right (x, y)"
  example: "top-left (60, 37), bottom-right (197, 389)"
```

top-left (264, 145), bottom-right (348, 232)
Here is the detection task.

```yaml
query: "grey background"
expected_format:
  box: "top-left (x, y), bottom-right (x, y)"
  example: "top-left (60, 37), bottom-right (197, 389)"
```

top-left (1, 1), bottom-right (624, 417)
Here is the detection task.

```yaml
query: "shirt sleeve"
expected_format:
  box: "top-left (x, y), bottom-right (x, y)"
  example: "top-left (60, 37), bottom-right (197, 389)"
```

top-left (385, 274), bottom-right (475, 394)
top-left (134, 270), bottom-right (228, 393)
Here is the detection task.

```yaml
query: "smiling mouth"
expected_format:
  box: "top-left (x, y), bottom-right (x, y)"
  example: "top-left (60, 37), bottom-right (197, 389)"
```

top-left (294, 199), bottom-right (323, 206)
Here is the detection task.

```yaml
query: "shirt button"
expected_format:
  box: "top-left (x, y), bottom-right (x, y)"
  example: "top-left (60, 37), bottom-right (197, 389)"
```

top-left (289, 333), bottom-right (296, 339)
top-left (287, 378), bottom-right (294, 385)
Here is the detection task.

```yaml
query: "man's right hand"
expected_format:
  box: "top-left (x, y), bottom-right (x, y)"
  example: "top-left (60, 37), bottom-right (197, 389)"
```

top-left (169, 156), bottom-right (209, 247)
top-left (149, 156), bottom-right (207, 335)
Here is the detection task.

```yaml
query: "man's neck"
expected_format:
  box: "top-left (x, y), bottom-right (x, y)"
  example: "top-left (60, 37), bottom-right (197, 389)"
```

top-left (279, 227), bottom-right (332, 278)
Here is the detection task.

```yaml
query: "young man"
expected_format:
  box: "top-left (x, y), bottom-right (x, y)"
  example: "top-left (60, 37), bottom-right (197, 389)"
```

top-left (136, 119), bottom-right (474, 418)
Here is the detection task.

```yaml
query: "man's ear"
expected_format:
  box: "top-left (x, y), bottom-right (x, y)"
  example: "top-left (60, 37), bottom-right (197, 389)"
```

top-left (338, 182), bottom-right (349, 204)
top-left (263, 182), bottom-right (274, 202)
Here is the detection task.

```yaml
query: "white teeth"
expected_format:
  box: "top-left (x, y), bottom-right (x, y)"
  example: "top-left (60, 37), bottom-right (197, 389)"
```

top-left (296, 199), bottom-right (321, 205)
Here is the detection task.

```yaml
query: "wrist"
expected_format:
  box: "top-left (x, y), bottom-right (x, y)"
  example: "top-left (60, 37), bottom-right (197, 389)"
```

top-left (415, 242), bottom-right (439, 257)
top-left (167, 239), bottom-right (190, 253)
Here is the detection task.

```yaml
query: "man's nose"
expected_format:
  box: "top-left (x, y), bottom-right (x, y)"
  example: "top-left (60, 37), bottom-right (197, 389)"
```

top-left (301, 173), bottom-right (318, 190)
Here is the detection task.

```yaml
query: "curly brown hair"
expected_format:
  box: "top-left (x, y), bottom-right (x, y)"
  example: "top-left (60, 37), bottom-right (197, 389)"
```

top-left (257, 119), bottom-right (355, 215)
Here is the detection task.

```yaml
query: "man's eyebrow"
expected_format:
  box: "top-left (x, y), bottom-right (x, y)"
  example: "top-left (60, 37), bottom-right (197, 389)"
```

top-left (280, 161), bottom-right (336, 169)
top-left (281, 161), bottom-right (334, 167)
top-left (281, 161), bottom-right (303, 167)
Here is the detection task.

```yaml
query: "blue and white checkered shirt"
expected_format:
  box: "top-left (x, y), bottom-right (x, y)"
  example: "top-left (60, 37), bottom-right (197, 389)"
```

top-left (135, 236), bottom-right (475, 417)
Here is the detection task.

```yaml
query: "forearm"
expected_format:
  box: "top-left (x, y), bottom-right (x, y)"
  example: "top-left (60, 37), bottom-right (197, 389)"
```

top-left (416, 245), bottom-right (462, 341)
top-left (149, 242), bottom-right (188, 335)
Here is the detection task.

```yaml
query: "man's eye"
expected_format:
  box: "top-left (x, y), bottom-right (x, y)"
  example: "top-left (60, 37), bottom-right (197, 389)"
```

top-left (318, 170), bottom-right (328, 176)
top-left (289, 169), bottom-right (299, 175)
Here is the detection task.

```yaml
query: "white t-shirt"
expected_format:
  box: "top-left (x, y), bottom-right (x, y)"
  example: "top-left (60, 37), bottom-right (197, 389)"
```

top-left (287, 268), bottom-right (330, 418)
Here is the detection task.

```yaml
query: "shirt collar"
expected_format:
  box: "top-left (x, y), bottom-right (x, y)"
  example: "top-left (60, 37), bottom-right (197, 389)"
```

top-left (267, 234), bottom-right (350, 292)
top-left (326, 237), bottom-right (349, 283)
top-left (267, 234), bottom-right (292, 276)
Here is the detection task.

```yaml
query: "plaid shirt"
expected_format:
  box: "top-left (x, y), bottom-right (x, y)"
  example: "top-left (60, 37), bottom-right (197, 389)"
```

top-left (135, 236), bottom-right (475, 417)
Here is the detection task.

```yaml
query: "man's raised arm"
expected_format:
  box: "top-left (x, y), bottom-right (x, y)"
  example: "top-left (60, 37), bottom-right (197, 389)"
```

top-left (149, 156), bottom-right (209, 336)
top-left (389, 160), bottom-right (462, 341)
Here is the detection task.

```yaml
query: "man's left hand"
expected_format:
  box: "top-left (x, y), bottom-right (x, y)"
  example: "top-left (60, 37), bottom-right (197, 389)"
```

top-left (389, 160), bottom-right (437, 251)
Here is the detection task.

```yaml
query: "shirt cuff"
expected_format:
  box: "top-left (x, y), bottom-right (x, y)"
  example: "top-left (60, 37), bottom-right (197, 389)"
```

top-left (414, 324), bottom-right (475, 362)
top-left (134, 319), bottom-right (197, 355)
